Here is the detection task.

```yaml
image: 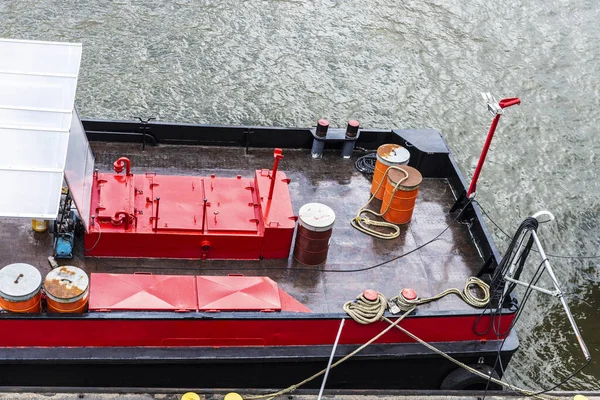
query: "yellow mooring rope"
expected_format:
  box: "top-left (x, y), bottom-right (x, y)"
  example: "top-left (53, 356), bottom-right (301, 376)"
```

top-left (243, 278), bottom-right (559, 400)
top-left (350, 166), bottom-right (409, 240)
top-left (341, 285), bottom-right (557, 400)
top-left (243, 306), bottom-right (415, 400)
top-left (391, 277), bottom-right (491, 312)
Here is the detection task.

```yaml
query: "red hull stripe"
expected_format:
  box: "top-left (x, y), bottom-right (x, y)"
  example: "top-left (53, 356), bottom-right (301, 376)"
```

top-left (0, 314), bottom-right (513, 347)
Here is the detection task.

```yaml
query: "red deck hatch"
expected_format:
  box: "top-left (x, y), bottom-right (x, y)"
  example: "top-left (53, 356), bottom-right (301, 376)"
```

top-left (89, 273), bottom-right (198, 311)
top-left (196, 276), bottom-right (281, 311)
top-left (205, 177), bottom-right (259, 233)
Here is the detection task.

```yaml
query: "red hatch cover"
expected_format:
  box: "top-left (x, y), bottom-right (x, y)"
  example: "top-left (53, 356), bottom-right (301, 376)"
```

top-left (89, 273), bottom-right (198, 311)
top-left (205, 177), bottom-right (258, 233)
top-left (148, 175), bottom-right (206, 231)
top-left (196, 276), bottom-right (281, 311)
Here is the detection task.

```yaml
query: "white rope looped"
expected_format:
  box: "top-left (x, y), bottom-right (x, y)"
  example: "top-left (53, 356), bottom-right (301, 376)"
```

top-left (392, 277), bottom-right (491, 312)
top-left (351, 166), bottom-right (410, 240)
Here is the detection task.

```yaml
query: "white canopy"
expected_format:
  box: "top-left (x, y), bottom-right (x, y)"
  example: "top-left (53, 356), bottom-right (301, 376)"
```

top-left (0, 38), bottom-right (84, 221)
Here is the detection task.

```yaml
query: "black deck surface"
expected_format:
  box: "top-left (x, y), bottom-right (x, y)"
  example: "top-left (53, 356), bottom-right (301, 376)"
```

top-left (0, 143), bottom-right (484, 314)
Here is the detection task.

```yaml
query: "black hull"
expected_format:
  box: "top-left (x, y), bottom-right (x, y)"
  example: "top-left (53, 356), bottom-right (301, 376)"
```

top-left (0, 332), bottom-right (517, 389)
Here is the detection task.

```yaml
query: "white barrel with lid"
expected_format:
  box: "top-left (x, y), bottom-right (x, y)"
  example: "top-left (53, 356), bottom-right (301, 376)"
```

top-left (293, 203), bottom-right (336, 266)
top-left (0, 263), bottom-right (42, 313)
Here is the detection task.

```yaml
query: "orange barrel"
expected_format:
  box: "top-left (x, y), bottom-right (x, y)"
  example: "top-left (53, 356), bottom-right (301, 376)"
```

top-left (0, 263), bottom-right (42, 313)
top-left (44, 266), bottom-right (89, 313)
top-left (380, 166), bottom-right (423, 224)
top-left (370, 144), bottom-right (410, 200)
top-left (293, 203), bottom-right (336, 266)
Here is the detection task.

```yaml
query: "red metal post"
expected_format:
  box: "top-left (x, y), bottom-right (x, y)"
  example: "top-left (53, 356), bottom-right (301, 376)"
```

top-left (268, 149), bottom-right (284, 200)
top-left (466, 97), bottom-right (520, 198)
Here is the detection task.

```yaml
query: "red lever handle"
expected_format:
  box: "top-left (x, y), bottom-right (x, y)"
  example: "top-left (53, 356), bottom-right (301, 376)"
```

top-left (499, 97), bottom-right (521, 108)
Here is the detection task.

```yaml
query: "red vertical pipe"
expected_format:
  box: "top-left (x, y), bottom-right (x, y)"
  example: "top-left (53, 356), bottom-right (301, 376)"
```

top-left (467, 114), bottom-right (501, 198)
top-left (466, 97), bottom-right (520, 198)
top-left (268, 149), bottom-right (284, 200)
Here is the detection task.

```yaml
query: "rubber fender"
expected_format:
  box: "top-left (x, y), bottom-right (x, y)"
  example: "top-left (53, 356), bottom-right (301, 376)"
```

top-left (440, 364), bottom-right (502, 390)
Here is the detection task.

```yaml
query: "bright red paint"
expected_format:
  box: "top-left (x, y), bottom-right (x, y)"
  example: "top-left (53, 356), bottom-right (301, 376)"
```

top-left (88, 273), bottom-right (310, 313)
top-left (85, 163), bottom-right (296, 259)
top-left (0, 313), bottom-right (514, 347)
top-left (196, 275), bottom-right (282, 311)
top-left (89, 273), bottom-right (199, 311)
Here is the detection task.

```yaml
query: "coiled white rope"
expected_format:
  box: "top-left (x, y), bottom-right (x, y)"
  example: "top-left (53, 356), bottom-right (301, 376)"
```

top-left (342, 291), bottom-right (387, 324)
top-left (392, 277), bottom-right (491, 312)
top-left (350, 166), bottom-right (409, 240)
top-left (342, 287), bottom-right (555, 400)
top-left (244, 283), bottom-right (556, 400)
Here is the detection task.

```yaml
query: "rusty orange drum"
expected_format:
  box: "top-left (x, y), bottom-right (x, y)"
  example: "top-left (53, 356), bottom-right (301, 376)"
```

top-left (380, 166), bottom-right (423, 224)
top-left (0, 263), bottom-right (42, 313)
top-left (44, 266), bottom-right (90, 313)
top-left (370, 144), bottom-right (410, 200)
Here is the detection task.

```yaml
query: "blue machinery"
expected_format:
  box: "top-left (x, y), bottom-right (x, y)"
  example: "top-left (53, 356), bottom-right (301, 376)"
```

top-left (52, 190), bottom-right (78, 259)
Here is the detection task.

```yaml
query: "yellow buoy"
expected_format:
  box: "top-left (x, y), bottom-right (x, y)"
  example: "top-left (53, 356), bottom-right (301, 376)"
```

top-left (224, 393), bottom-right (243, 400)
top-left (573, 396), bottom-right (588, 400)
top-left (181, 392), bottom-right (201, 400)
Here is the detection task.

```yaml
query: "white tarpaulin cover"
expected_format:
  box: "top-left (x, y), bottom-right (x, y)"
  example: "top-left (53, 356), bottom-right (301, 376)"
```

top-left (64, 109), bottom-right (95, 232)
top-left (0, 38), bottom-right (82, 219)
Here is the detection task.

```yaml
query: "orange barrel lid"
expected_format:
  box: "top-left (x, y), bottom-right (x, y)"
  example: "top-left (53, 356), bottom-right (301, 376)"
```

top-left (0, 263), bottom-right (42, 302)
top-left (376, 144), bottom-right (410, 167)
top-left (387, 166), bottom-right (423, 189)
top-left (44, 266), bottom-right (89, 304)
top-left (298, 203), bottom-right (336, 232)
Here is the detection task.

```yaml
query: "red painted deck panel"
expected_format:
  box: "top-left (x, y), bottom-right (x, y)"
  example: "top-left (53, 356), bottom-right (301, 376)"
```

top-left (150, 175), bottom-right (206, 231)
top-left (196, 276), bottom-right (281, 311)
top-left (88, 273), bottom-right (310, 313)
top-left (89, 273), bottom-right (198, 311)
top-left (205, 176), bottom-right (259, 233)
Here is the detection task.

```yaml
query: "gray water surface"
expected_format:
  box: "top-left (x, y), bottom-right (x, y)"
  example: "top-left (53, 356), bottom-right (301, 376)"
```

top-left (1, 0), bottom-right (599, 391)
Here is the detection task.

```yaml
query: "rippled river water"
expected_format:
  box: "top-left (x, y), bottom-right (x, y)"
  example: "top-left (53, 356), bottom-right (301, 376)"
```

top-left (2, 0), bottom-right (599, 390)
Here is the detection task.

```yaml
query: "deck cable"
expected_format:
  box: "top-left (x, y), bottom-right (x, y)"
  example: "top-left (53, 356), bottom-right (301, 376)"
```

top-left (472, 215), bottom-right (593, 398)
top-left (77, 197), bottom-right (474, 274)
top-left (354, 152), bottom-right (376, 175)
top-left (474, 200), bottom-right (600, 260)
top-left (350, 165), bottom-right (410, 240)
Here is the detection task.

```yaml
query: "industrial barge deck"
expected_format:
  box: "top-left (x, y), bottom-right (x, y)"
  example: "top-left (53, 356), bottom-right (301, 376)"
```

top-left (0, 120), bottom-right (518, 390)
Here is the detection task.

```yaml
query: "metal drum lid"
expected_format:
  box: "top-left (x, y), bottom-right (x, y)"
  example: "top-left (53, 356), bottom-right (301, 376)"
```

top-left (298, 203), bottom-right (336, 232)
top-left (44, 266), bottom-right (89, 303)
top-left (376, 144), bottom-right (410, 166)
top-left (0, 263), bottom-right (42, 302)
top-left (387, 166), bottom-right (423, 190)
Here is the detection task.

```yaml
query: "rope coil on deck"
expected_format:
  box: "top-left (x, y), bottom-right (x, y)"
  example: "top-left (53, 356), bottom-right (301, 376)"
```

top-left (243, 279), bottom-right (560, 400)
top-left (391, 277), bottom-right (491, 312)
top-left (342, 292), bottom-right (387, 324)
top-left (350, 166), bottom-right (409, 240)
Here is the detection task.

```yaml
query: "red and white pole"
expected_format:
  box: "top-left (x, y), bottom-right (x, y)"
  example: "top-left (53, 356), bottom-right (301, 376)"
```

top-left (466, 97), bottom-right (521, 198)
